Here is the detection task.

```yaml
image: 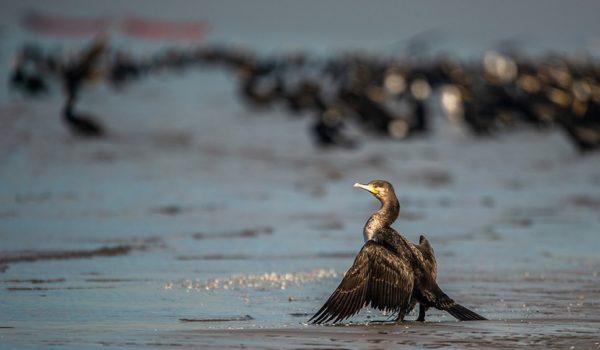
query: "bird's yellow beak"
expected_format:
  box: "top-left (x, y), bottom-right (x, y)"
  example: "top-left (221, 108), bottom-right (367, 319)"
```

top-left (354, 182), bottom-right (379, 194)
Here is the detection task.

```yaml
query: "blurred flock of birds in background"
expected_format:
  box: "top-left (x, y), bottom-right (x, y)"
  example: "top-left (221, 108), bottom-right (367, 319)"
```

top-left (10, 36), bottom-right (600, 152)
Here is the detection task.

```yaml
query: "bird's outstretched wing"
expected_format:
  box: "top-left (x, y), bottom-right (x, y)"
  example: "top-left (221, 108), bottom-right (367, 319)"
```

top-left (310, 240), bottom-right (414, 324)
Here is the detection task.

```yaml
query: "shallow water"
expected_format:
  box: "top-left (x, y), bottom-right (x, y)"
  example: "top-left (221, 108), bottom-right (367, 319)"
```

top-left (2, 1), bottom-right (600, 349)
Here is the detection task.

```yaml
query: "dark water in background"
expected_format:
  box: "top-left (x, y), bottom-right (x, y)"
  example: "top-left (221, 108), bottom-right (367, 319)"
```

top-left (1, 1), bottom-right (600, 349)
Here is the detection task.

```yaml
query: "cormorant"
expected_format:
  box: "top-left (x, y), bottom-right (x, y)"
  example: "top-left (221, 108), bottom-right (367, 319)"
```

top-left (61, 39), bottom-right (106, 138)
top-left (310, 180), bottom-right (486, 324)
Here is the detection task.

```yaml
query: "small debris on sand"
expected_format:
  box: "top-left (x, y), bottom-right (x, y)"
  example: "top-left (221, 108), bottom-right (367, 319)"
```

top-left (288, 296), bottom-right (312, 302)
top-left (179, 315), bottom-right (254, 323)
top-left (508, 218), bottom-right (533, 227)
top-left (177, 254), bottom-right (251, 261)
top-left (566, 195), bottom-right (600, 210)
top-left (84, 278), bottom-right (149, 283)
top-left (193, 226), bottom-right (273, 240)
top-left (408, 168), bottom-right (454, 188)
top-left (177, 252), bottom-right (355, 261)
top-left (151, 132), bottom-right (193, 150)
top-left (310, 220), bottom-right (345, 231)
top-left (151, 205), bottom-right (187, 216)
top-left (7, 286), bottom-right (116, 291)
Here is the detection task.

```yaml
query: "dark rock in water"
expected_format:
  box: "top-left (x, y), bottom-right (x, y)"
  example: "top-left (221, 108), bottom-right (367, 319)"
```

top-left (179, 315), bottom-right (254, 322)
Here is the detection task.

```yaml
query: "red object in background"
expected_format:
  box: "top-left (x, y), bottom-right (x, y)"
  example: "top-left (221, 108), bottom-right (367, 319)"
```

top-left (21, 12), bottom-right (210, 42)
top-left (122, 17), bottom-right (210, 41)
top-left (21, 12), bottom-right (110, 37)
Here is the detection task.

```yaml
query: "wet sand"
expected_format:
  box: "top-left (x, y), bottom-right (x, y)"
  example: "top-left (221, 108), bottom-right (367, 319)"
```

top-left (1, 102), bottom-right (598, 349)
top-left (167, 320), bottom-right (600, 349)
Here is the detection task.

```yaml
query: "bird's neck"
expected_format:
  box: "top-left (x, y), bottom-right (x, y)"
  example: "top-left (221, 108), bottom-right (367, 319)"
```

top-left (363, 197), bottom-right (400, 242)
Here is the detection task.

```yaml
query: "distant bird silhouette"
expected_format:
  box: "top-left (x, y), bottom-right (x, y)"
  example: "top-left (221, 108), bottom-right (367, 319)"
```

top-left (61, 39), bottom-right (107, 138)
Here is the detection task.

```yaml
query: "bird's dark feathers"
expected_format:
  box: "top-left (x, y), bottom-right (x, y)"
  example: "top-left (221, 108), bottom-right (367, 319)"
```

top-left (420, 283), bottom-right (487, 321)
top-left (416, 234), bottom-right (437, 279)
top-left (445, 304), bottom-right (488, 321)
top-left (309, 240), bottom-right (414, 324)
top-left (311, 180), bottom-right (487, 324)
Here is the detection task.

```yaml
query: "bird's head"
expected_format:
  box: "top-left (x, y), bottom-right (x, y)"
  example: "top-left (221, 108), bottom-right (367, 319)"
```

top-left (353, 180), bottom-right (396, 202)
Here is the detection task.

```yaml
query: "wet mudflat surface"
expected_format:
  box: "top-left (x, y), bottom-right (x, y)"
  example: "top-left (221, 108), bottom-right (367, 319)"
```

top-left (1, 2), bottom-right (600, 349)
top-left (1, 78), bottom-right (599, 348)
top-left (165, 319), bottom-right (600, 349)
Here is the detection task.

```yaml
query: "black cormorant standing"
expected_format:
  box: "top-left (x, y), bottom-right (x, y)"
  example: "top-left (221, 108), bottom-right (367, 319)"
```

top-left (60, 38), bottom-right (107, 138)
top-left (310, 180), bottom-right (486, 324)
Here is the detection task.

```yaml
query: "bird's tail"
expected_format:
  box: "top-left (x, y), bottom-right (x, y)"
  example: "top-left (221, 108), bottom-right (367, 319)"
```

top-left (445, 304), bottom-right (487, 321)
top-left (431, 283), bottom-right (487, 321)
